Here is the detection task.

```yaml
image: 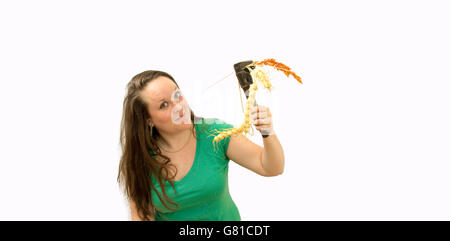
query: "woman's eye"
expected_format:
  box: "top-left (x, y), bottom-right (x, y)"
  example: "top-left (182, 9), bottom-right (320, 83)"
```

top-left (160, 102), bottom-right (168, 109)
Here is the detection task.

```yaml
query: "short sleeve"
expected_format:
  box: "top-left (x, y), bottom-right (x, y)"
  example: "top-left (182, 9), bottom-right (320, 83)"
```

top-left (206, 118), bottom-right (234, 156)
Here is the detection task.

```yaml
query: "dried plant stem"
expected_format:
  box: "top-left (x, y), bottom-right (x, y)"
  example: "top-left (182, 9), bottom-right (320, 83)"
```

top-left (211, 83), bottom-right (258, 150)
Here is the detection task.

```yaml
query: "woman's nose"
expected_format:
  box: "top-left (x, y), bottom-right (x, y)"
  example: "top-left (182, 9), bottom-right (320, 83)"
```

top-left (172, 100), bottom-right (183, 112)
top-left (172, 98), bottom-right (182, 106)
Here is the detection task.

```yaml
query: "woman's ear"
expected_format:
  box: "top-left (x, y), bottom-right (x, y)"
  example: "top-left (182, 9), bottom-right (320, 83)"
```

top-left (147, 118), bottom-right (153, 127)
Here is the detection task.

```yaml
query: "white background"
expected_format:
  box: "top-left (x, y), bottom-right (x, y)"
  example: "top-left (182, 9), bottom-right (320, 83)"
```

top-left (1, 0), bottom-right (449, 220)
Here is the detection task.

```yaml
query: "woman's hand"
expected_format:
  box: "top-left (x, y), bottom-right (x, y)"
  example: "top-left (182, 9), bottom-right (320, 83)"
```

top-left (251, 105), bottom-right (274, 136)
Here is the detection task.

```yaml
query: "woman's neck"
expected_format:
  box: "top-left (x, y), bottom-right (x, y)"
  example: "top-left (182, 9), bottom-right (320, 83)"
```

top-left (157, 124), bottom-right (194, 151)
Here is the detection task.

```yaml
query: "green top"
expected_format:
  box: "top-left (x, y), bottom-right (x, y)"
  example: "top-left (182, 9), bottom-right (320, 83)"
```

top-left (150, 118), bottom-right (241, 221)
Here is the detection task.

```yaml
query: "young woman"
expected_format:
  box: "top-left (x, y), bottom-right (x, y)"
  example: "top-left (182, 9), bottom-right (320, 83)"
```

top-left (117, 70), bottom-right (284, 221)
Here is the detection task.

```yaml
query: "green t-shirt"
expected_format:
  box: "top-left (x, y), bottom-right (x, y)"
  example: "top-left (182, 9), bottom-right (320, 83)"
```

top-left (150, 118), bottom-right (241, 221)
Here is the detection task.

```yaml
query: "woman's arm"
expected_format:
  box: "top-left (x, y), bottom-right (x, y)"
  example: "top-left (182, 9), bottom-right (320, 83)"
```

top-left (226, 133), bottom-right (284, 177)
top-left (226, 105), bottom-right (285, 176)
top-left (253, 105), bottom-right (284, 175)
top-left (261, 133), bottom-right (285, 175)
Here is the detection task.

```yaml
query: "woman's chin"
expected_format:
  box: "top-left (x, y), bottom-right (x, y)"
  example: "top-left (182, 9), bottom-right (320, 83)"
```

top-left (172, 116), bottom-right (192, 127)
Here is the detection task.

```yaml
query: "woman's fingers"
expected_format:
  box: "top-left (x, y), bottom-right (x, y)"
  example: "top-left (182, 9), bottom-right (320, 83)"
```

top-left (252, 116), bottom-right (272, 125)
top-left (251, 106), bottom-right (271, 118)
top-left (250, 105), bottom-right (274, 135)
top-left (254, 124), bottom-right (271, 130)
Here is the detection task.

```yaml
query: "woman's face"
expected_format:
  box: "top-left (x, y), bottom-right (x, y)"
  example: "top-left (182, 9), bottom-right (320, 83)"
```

top-left (141, 76), bottom-right (192, 134)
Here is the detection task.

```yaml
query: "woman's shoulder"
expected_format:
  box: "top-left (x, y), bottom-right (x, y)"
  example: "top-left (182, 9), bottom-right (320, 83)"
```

top-left (195, 117), bottom-right (234, 157)
top-left (194, 117), bottom-right (234, 141)
top-left (196, 117), bottom-right (233, 129)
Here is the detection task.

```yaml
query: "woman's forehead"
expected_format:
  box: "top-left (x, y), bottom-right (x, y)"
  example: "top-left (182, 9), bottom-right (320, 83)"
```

top-left (142, 77), bottom-right (178, 104)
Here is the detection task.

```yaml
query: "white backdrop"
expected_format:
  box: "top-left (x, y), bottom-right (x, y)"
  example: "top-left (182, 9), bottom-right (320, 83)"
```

top-left (1, 0), bottom-right (449, 220)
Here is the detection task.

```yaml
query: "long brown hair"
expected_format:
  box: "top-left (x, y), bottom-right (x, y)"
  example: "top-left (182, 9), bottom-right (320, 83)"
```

top-left (117, 70), bottom-right (202, 220)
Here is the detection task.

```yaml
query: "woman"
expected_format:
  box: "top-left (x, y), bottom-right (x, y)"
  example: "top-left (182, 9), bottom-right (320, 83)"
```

top-left (117, 70), bottom-right (285, 221)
